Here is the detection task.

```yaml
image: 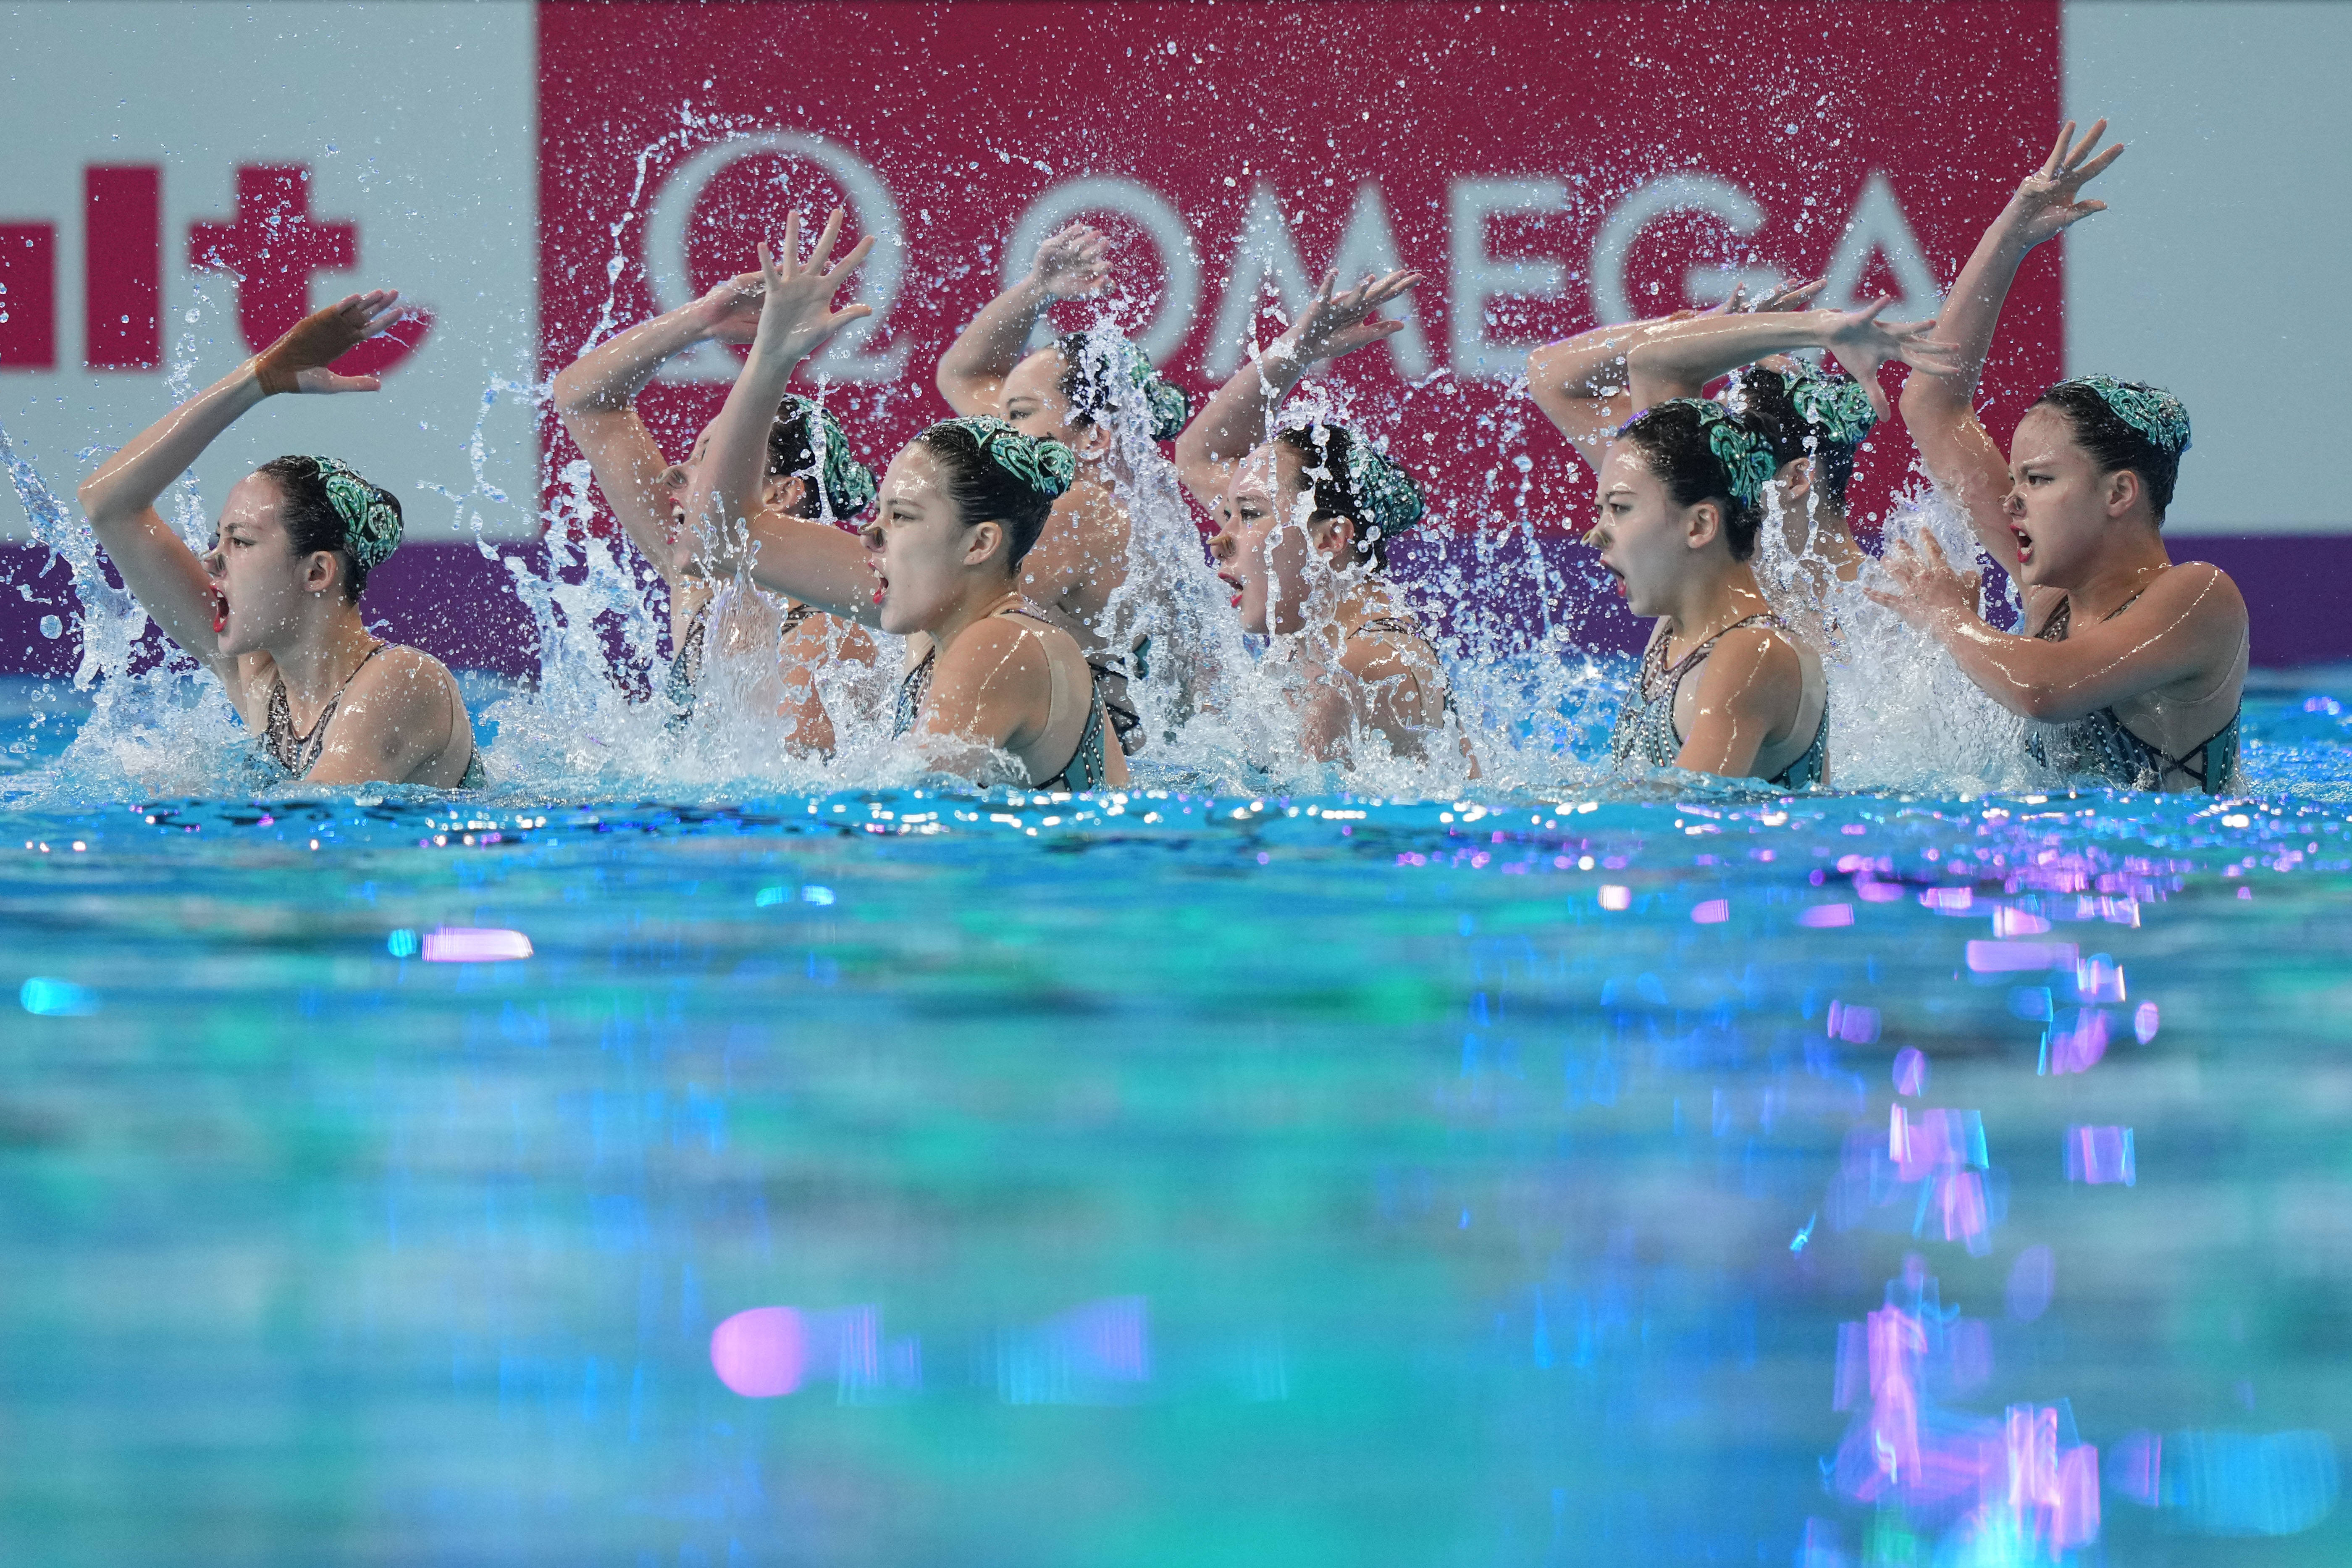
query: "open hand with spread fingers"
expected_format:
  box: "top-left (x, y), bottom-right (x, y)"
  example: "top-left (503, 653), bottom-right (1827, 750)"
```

top-left (749, 207), bottom-right (878, 370)
top-left (2006, 118), bottom-right (2125, 250)
top-left (251, 291), bottom-right (414, 395)
top-left (1278, 266), bottom-right (1423, 368)
top-left (1819, 297), bottom-right (1966, 419)
top-left (1028, 222), bottom-right (1111, 301)
top-left (1862, 528), bottom-right (1983, 631)
top-left (689, 270), bottom-right (769, 346)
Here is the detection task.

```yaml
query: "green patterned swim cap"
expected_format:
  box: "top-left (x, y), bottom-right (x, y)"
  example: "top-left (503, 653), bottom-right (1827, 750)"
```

top-left (1278, 420), bottom-right (1427, 541)
top-left (772, 394), bottom-right (877, 517)
top-left (1784, 368), bottom-right (1878, 449)
top-left (928, 415), bottom-right (1076, 501)
top-left (1632, 398), bottom-right (1779, 507)
top-left (2053, 375), bottom-right (2192, 457)
top-left (307, 456), bottom-right (402, 571)
top-left (1056, 330), bottom-right (1192, 443)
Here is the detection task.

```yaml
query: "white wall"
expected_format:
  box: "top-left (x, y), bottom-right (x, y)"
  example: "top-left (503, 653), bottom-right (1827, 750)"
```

top-left (0, 0), bottom-right (538, 541)
top-left (2065, 0), bottom-right (2352, 533)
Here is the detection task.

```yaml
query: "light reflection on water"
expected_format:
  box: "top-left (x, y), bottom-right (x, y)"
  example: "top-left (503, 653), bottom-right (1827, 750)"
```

top-left (0, 685), bottom-right (2347, 1564)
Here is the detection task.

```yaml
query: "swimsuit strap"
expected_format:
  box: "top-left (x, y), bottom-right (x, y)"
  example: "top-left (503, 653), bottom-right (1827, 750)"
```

top-left (1651, 612), bottom-right (1782, 704)
top-left (891, 639), bottom-right (936, 739)
top-left (1348, 613), bottom-right (1460, 728)
top-left (893, 595), bottom-right (1103, 789)
top-left (2037, 571), bottom-right (2165, 642)
top-left (2029, 568), bottom-right (2240, 791)
top-left (990, 596), bottom-right (1103, 787)
top-left (265, 641), bottom-right (386, 777)
top-left (1613, 613), bottom-right (1809, 777)
top-left (663, 598), bottom-right (714, 720)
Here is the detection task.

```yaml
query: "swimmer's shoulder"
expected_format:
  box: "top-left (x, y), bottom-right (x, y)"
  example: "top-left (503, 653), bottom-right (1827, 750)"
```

top-left (341, 644), bottom-right (473, 750)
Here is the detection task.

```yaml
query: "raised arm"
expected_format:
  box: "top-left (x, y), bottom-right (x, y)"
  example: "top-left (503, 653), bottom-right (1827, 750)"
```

top-left (1899, 120), bottom-right (2124, 571)
top-left (1866, 531), bottom-right (2243, 721)
top-left (934, 223), bottom-right (1108, 415)
top-left (1173, 266), bottom-right (1420, 507)
top-left (1625, 296), bottom-right (1955, 416)
top-left (1525, 321), bottom-right (1644, 476)
top-left (686, 209), bottom-right (882, 623)
top-left (548, 269), bottom-right (768, 580)
top-left (76, 291), bottom-right (401, 674)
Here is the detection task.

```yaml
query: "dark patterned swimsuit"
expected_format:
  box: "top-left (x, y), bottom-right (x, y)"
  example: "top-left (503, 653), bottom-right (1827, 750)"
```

top-left (262, 641), bottom-right (485, 787)
top-left (663, 597), bottom-right (820, 726)
top-left (2023, 590), bottom-right (2242, 793)
top-left (892, 599), bottom-right (1112, 791)
top-left (1609, 614), bottom-right (1829, 789)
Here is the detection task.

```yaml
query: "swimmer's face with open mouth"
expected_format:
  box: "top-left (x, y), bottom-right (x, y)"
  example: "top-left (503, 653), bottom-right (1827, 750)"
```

top-left (2004, 404), bottom-right (2124, 588)
top-left (1587, 440), bottom-right (1712, 620)
top-left (1210, 442), bottom-right (1325, 636)
top-left (860, 443), bottom-right (991, 637)
top-left (198, 471), bottom-right (316, 657)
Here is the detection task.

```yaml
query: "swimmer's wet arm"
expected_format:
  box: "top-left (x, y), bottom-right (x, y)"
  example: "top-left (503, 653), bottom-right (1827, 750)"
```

top-left (550, 292), bottom-right (743, 582)
top-left (300, 659), bottom-right (462, 787)
top-left (76, 369), bottom-right (266, 668)
top-left (1524, 326), bottom-right (1638, 474)
top-left (1176, 266), bottom-right (1419, 506)
top-left (1175, 339), bottom-right (1309, 507)
top-left (1624, 302), bottom-right (1953, 418)
top-left (1674, 627), bottom-right (1797, 778)
top-left (689, 213), bottom-right (879, 619)
top-left (79, 291), bottom-right (401, 669)
top-left (936, 223), bottom-right (1109, 415)
top-left (908, 620), bottom-right (1047, 781)
top-left (1869, 538), bottom-right (2239, 722)
top-left (1900, 120), bottom-right (2124, 571)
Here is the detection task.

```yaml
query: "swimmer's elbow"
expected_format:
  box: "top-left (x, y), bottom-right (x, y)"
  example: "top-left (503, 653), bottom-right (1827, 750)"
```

top-left (2010, 680), bottom-right (2090, 724)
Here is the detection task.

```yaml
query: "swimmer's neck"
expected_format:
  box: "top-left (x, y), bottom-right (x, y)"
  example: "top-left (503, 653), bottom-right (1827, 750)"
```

top-left (2050, 534), bottom-right (2174, 622)
top-left (264, 607), bottom-right (382, 708)
top-left (925, 572), bottom-right (1028, 652)
top-left (1654, 560), bottom-right (1770, 648)
top-left (1284, 571), bottom-right (1407, 655)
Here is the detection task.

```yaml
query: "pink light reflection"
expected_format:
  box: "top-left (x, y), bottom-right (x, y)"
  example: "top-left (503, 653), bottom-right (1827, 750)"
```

top-left (1799, 903), bottom-right (1854, 929)
top-left (420, 927), bottom-right (533, 963)
top-left (1892, 1048), bottom-right (1928, 1097)
top-left (1966, 939), bottom-right (2079, 974)
top-left (2046, 1009), bottom-right (2110, 1076)
top-left (710, 1306), bottom-right (806, 1397)
top-left (1690, 898), bottom-right (1729, 924)
top-left (2064, 1124), bottom-right (2136, 1185)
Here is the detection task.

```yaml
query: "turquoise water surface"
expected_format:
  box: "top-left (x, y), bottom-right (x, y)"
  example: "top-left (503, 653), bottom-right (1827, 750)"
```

top-left (1, 680), bottom-right (2348, 1566)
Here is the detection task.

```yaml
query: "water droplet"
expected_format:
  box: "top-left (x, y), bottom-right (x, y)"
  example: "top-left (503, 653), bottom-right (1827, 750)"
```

top-left (37, 615), bottom-right (62, 639)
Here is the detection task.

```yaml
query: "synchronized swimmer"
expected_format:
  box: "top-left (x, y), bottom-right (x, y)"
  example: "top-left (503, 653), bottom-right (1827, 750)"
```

top-left (74, 119), bottom-right (2244, 796)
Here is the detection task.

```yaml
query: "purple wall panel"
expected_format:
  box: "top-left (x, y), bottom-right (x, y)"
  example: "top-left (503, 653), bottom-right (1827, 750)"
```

top-left (0, 535), bottom-right (2341, 683)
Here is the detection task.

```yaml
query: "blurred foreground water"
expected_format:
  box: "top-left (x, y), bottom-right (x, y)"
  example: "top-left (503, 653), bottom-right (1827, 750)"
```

top-left (0, 679), bottom-right (2347, 1566)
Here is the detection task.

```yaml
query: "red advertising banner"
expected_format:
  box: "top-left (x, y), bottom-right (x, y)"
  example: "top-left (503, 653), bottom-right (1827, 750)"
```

top-left (542, 0), bottom-right (2061, 628)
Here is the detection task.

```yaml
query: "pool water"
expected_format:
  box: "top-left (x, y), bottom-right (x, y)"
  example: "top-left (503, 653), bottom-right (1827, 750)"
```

top-left (1, 680), bottom-right (2349, 1566)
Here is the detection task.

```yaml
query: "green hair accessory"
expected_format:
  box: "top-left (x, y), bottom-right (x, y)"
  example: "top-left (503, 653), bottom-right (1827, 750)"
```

top-left (1336, 425), bottom-right (1426, 537)
top-left (931, 415), bottom-right (1076, 500)
top-left (307, 456), bottom-right (402, 571)
top-left (1633, 399), bottom-right (1779, 507)
top-left (1060, 331), bottom-right (1192, 442)
top-left (1785, 369), bottom-right (1879, 448)
top-left (2056, 375), bottom-right (2192, 456)
top-left (779, 394), bottom-right (877, 516)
